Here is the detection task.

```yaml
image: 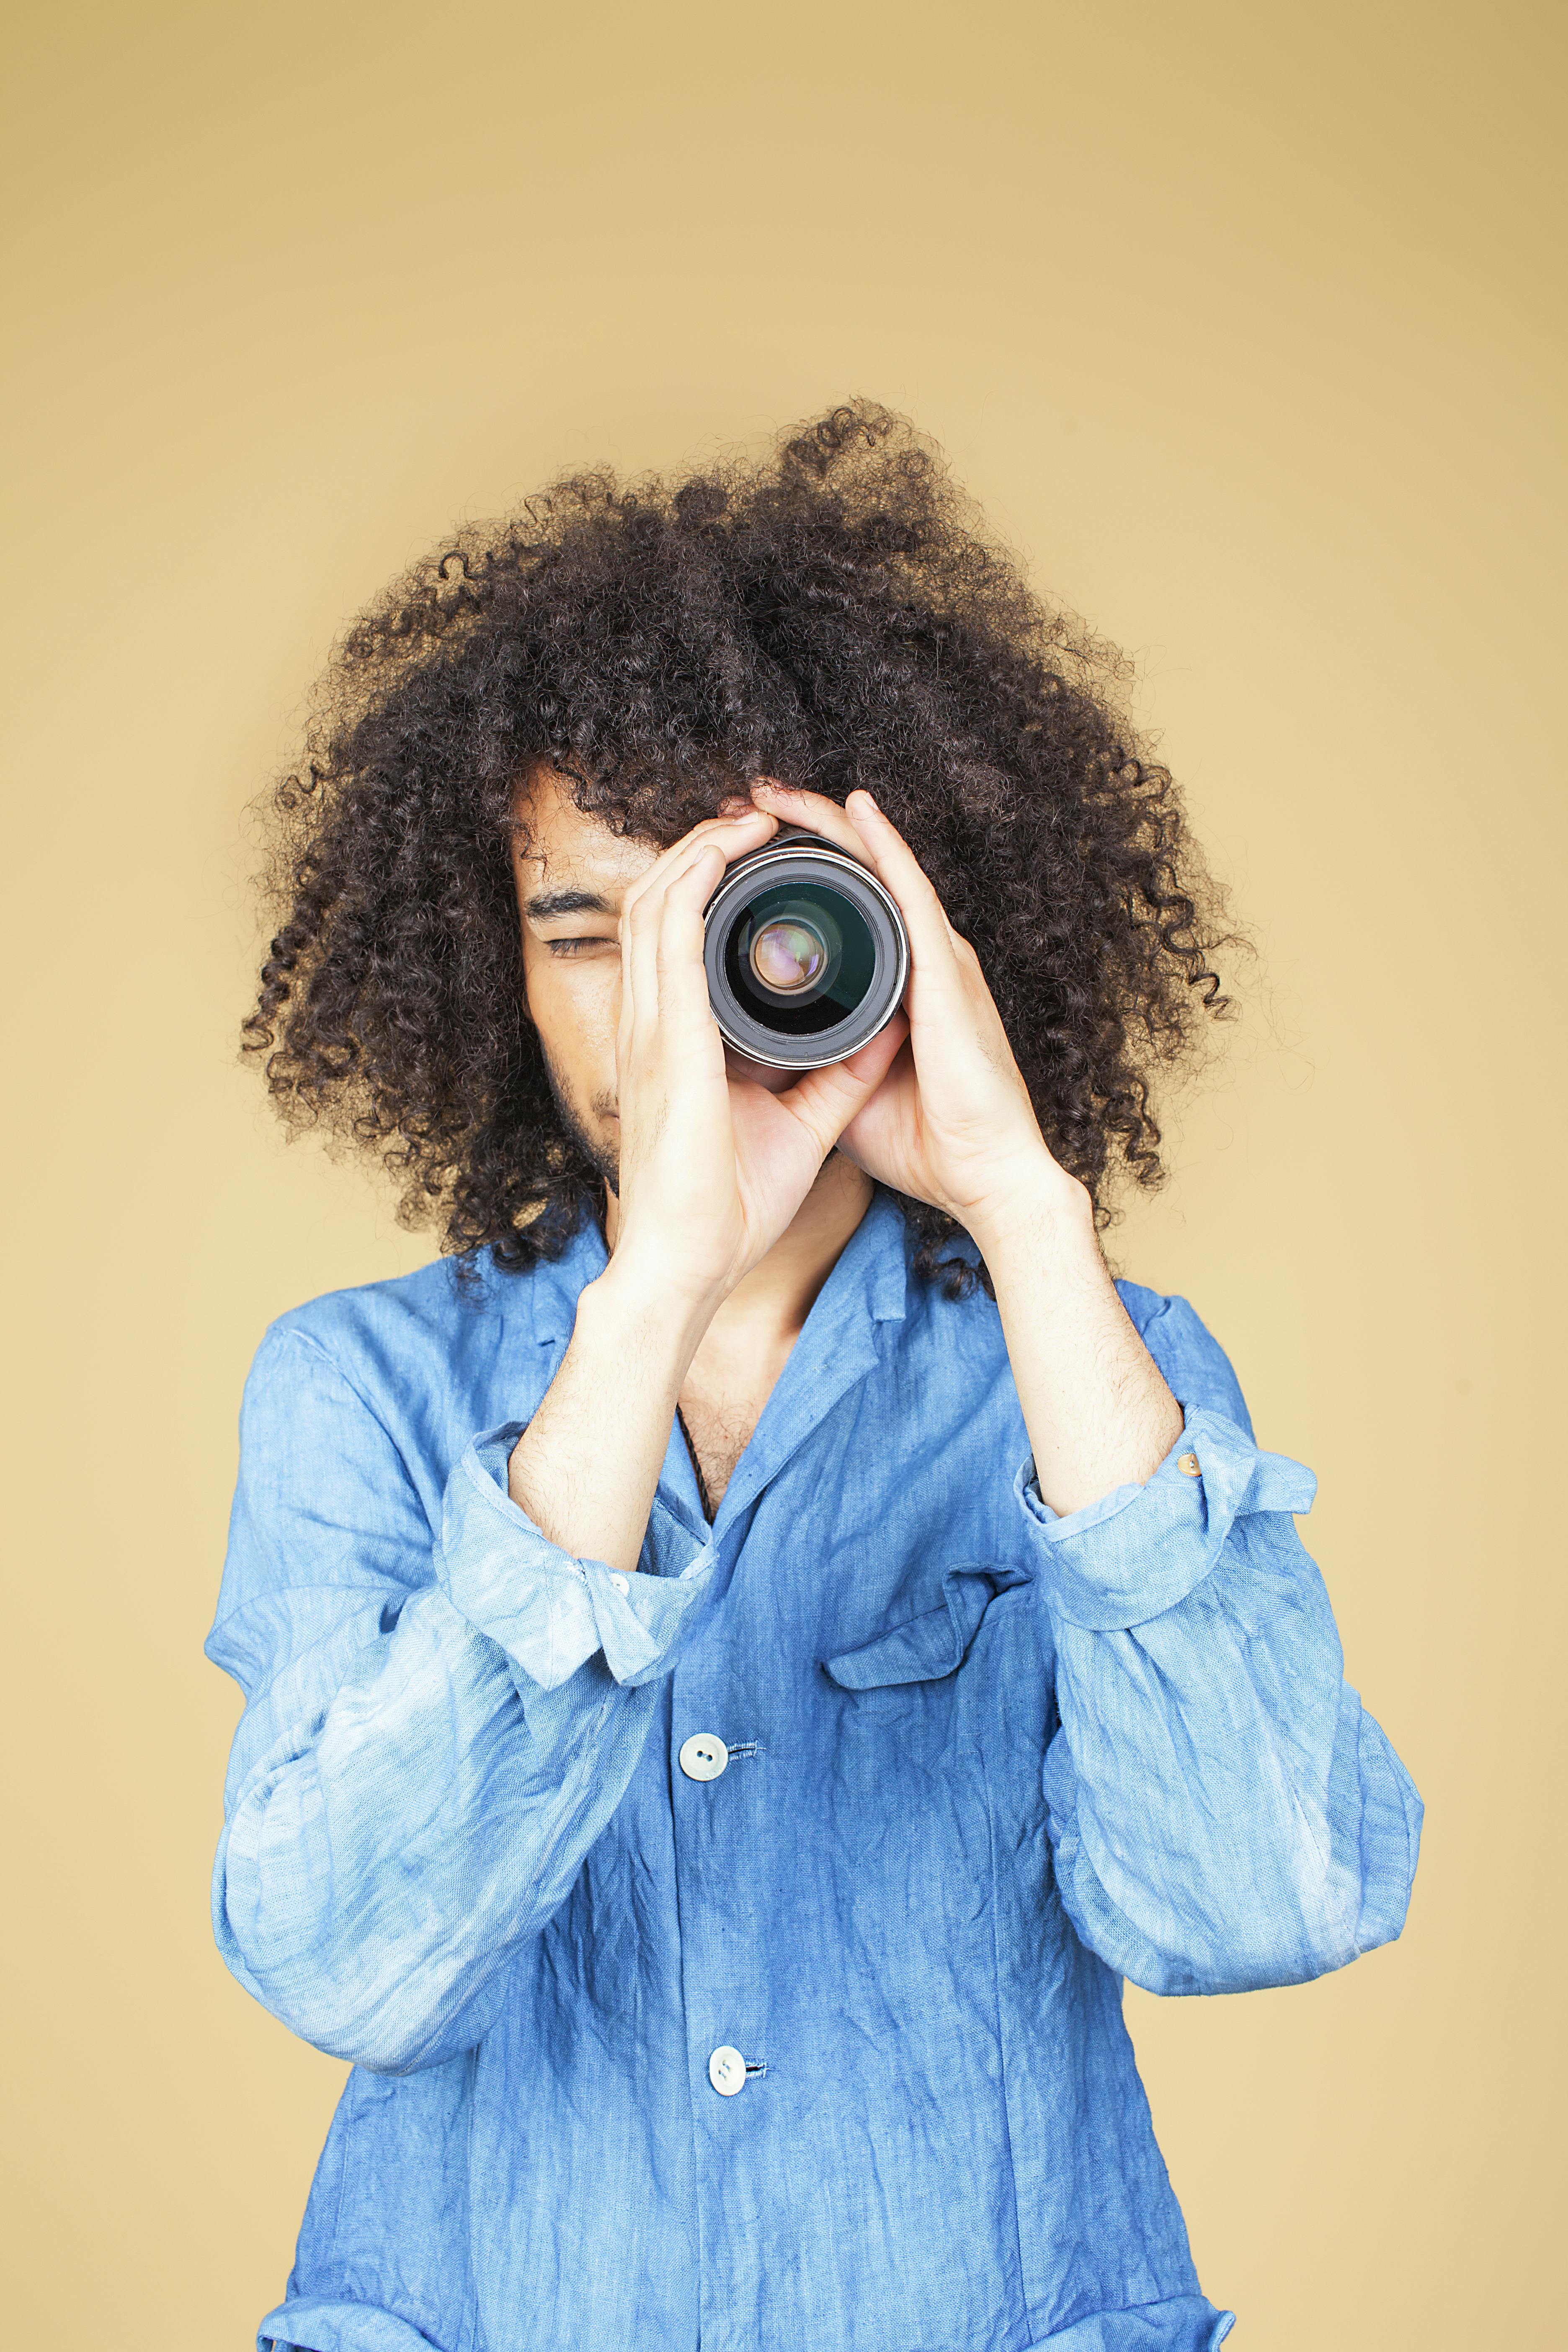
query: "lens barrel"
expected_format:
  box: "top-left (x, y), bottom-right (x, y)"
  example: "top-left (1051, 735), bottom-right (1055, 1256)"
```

top-left (702, 827), bottom-right (910, 1070)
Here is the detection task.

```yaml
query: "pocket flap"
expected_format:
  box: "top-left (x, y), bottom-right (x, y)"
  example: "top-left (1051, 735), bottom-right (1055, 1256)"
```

top-left (824, 1563), bottom-right (1029, 1690)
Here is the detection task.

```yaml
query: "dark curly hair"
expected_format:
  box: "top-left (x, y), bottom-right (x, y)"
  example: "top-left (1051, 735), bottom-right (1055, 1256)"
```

top-left (245, 400), bottom-right (1233, 1290)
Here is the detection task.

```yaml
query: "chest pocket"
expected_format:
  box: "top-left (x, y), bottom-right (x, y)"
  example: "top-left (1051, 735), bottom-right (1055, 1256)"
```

top-left (824, 1563), bottom-right (1032, 1691)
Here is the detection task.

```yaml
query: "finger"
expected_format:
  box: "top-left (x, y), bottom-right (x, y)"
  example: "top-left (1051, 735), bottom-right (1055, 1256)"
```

top-left (621, 803), bottom-right (784, 1056)
top-left (841, 789), bottom-right (964, 975)
top-left (771, 1011), bottom-right (910, 1158)
top-left (620, 822), bottom-right (738, 1044)
top-left (654, 843), bottom-right (732, 1042)
top-left (619, 807), bottom-right (775, 932)
top-left (623, 836), bottom-right (725, 1056)
top-left (748, 779), bottom-right (874, 868)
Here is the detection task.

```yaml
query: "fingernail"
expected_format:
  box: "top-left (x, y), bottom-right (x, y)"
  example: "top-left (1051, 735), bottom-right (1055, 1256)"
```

top-left (852, 789), bottom-right (880, 812)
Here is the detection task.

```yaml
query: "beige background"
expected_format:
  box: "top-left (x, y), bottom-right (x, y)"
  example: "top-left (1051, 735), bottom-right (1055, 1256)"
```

top-left (3, 1), bottom-right (1562, 2344)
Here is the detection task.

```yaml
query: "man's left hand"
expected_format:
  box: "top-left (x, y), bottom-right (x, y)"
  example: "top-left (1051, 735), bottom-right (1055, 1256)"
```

top-left (741, 780), bottom-right (1089, 1251)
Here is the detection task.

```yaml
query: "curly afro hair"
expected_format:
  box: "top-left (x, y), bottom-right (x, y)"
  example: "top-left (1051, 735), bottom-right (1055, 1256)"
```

top-left (245, 400), bottom-right (1233, 1290)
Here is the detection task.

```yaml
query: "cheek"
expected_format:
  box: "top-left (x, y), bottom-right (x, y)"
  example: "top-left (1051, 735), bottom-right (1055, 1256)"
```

top-left (524, 956), bottom-right (622, 1057)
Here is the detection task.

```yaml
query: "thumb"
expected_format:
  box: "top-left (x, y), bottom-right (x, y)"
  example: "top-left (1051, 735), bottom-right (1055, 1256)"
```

top-left (775, 1014), bottom-right (909, 1158)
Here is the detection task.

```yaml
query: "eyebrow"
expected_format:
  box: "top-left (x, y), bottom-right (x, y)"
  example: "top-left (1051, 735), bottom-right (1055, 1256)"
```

top-left (521, 888), bottom-right (616, 921)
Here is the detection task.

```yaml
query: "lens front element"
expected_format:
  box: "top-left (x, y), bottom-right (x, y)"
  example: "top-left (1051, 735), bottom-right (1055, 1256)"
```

top-left (749, 915), bottom-right (829, 994)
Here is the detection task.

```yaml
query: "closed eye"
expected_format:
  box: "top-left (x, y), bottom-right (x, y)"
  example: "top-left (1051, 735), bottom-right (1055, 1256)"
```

top-left (545, 935), bottom-right (615, 957)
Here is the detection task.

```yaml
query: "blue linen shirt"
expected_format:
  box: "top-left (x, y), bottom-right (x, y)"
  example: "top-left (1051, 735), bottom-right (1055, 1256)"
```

top-left (207, 1187), bottom-right (1422, 2352)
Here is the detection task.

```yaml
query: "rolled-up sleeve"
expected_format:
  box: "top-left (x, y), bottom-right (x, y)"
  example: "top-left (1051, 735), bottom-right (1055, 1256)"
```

top-left (441, 1424), bottom-right (715, 1689)
top-left (208, 1327), bottom-right (714, 2074)
top-left (1016, 1294), bottom-right (1423, 1997)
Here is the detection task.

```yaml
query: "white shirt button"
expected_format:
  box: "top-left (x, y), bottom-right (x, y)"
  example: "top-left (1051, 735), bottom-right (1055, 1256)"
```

top-left (679, 1733), bottom-right (730, 1782)
top-left (708, 2045), bottom-right (747, 2096)
top-left (608, 1572), bottom-right (629, 1594)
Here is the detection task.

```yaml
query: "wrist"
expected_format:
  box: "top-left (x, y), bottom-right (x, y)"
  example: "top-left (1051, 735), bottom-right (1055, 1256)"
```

top-left (963, 1156), bottom-right (1096, 1264)
top-left (582, 1252), bottom-right (722, 1377)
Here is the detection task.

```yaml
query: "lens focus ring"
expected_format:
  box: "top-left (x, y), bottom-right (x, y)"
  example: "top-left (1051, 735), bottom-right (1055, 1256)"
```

top-left (701, 835), bottom-right (910, 1071)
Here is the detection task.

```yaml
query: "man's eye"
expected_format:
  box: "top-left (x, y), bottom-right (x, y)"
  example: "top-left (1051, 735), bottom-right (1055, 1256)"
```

top-left (546, 936), bottom-right (610, 958)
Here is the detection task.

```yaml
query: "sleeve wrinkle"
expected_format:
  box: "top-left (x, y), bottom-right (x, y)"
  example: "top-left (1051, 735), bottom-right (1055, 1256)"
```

top-left (207, 1576), bottom-right (421, 1651)
top-left (1023, 1292), bottom-right (1421, 1996)
top-left (209, 1334), bottom-right (705, 2070)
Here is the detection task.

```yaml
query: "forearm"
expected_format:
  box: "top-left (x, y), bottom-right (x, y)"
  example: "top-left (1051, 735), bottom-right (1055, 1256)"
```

top-left (507, 1259), bottom-right (716, 1576)
top-left (977, 1173), bottom-right (1184, 1517)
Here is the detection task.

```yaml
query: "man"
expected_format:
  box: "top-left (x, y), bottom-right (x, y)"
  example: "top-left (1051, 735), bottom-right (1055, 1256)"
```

top-left (211, 402), bottom-right (1421, 2352)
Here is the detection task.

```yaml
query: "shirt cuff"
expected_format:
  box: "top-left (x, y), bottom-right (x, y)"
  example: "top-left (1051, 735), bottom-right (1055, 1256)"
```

top-left (436, 1425), bottom-right (719, 1691)
top-left (1014, 1404), bottom-right (1318, 1632)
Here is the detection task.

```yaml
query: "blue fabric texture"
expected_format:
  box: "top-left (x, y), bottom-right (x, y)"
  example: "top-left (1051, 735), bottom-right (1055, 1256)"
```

top-left (207, 1189), bottom-right (1421, 2352)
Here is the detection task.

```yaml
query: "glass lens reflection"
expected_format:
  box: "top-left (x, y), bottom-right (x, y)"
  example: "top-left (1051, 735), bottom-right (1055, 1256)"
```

top-left (749, 918), bottom-right (828, 994)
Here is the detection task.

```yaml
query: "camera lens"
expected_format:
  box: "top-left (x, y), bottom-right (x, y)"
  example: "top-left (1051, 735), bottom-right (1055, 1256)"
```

top-left (702, 832), bottom-right (909, 1070)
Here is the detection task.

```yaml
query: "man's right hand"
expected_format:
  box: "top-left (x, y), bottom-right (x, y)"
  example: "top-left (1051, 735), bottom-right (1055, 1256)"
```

top-left (606, 807), bottom-right (907, 1316)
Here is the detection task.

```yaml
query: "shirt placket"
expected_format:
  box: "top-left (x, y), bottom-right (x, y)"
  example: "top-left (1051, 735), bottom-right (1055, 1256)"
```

top-left (669, 1547), bottom-right (774, 2347)
top-left (657, 1196), bottom-right (907, 2347)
